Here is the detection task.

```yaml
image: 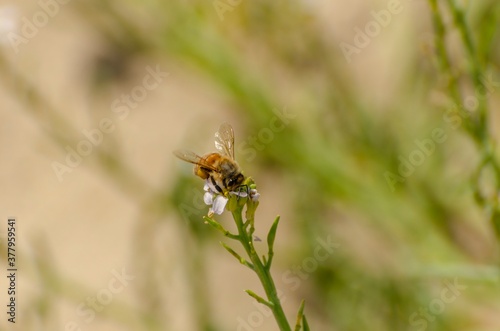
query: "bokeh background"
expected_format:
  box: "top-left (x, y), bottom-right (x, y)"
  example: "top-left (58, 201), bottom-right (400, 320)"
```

top-left (1, 0), bottom-right (500, 330)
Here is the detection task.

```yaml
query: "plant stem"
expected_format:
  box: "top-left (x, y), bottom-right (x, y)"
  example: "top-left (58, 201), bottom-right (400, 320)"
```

top-left (231, 209), bottom-right (292, 331)
top-left (428, 0), bottom-right (500, 243)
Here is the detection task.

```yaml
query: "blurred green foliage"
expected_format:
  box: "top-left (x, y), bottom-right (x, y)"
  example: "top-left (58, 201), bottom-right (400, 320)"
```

top-left (2, 0), bottom-right (500, 330)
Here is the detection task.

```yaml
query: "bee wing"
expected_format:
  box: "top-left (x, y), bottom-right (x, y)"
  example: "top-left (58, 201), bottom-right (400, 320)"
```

top-left (173, 149), bottom-right (218, 172)
top-left (214, 122), bottom-right (235, 159)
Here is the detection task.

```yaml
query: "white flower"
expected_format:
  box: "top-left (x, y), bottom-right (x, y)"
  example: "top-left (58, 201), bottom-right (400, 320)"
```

top-left (210, 195), bottom-right (228, 215)
top-left (203, 179), bottom-right (260, 216)
top-left (204, 181), bottom-right (228, 216)
top-left (249, 188), bottom-right (260, 201)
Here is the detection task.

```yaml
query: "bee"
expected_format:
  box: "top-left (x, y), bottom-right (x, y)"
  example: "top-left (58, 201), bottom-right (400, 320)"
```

top-left (174, 123), bottom-right (245, 194)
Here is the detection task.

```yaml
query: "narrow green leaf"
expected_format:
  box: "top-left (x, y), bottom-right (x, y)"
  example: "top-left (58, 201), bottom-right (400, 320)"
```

top-left (221, 242), bottom-right (254, 270)
top-left (203, 216), bottom-right (239, 240)
top-left (267, 216), bottom-right (280, 249)
top-left (302, 314), bottom-right (310, 331)
top-left (245, 290), bottom-right (273, 308)
top-left (266, 216), bottom-right (280, 269)
top-left (294, 300), bottom-right (305, 331)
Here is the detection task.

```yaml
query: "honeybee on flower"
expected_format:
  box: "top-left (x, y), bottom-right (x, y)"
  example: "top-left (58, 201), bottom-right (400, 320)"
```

top-left (174, 123), bottom-right (259, 216)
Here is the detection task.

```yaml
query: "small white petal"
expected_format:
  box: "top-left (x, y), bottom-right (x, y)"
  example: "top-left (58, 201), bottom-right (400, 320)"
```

top-left (212, 195), bottom-right (228, 215)
top-left (250, 189), bottom-right (260, 201)
top-left (230, 190), bottom-right (248, 197)
top-left (203, 181), bottom-right (210, 192)
top-left (203, 192), bottom-right (214, 205)
top-left (205, 179), bottom-right (218, 193)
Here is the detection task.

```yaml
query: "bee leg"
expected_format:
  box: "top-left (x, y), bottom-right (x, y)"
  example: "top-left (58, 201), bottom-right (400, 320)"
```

top-left (235, 185), bottom-right (249, 200)
top-left (210, 176), bottom-right (224, 193)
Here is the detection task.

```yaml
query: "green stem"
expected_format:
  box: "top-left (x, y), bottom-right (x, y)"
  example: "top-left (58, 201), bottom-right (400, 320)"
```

top-left (231, 209), bottom-right (292, 331)
top-left (428, 0), bottom-right (462, 102)
top-left (429, 0), bottom-right (500, 249)
top-left (445, 0), bottom-right (488, 143)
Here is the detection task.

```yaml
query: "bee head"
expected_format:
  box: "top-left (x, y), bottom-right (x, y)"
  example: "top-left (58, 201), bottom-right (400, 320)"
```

top-left (225, 173), bottom-right (245, 190)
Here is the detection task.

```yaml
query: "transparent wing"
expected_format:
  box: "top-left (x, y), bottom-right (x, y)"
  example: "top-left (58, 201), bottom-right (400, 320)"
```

top-left (214, 122), bottom-right (235, 159)
top-left (173, 149), bottom-right (218, 172)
